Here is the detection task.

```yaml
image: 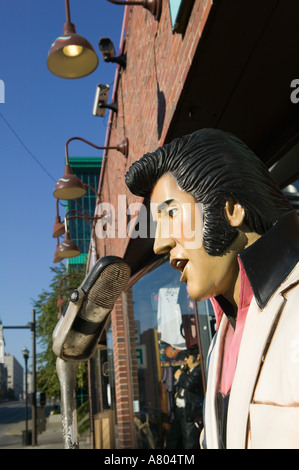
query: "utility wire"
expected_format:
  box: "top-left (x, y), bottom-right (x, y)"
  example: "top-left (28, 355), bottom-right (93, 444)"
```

top-left (0, 111), bottom-right (57, 183)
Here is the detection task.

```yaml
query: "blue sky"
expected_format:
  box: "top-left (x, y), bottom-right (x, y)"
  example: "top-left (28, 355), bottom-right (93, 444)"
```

top-left (0, 0), bottom-right (124, 367)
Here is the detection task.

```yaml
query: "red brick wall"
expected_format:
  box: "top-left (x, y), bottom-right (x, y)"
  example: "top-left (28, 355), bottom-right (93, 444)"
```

top-left (98, 0), bottom-right (213, 449)
top-left (96, 0), bottom-right (213, 260)
top-left (111, 290), bottom-right (138, 448)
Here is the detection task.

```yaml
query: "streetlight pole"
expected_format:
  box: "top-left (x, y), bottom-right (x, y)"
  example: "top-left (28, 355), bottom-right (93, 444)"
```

top-left (22, 347), bottom-right (29, 443)
top-left (3, 309), bottom-right (37, 446)
top-left (31, 309), bottom-right (37, 446)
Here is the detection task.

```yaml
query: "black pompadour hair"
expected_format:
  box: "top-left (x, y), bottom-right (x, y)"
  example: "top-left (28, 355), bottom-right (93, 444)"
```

top-left (125, 129), bottom-right (293, 256)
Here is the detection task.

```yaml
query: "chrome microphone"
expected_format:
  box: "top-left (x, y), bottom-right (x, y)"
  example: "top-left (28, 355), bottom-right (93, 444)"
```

top-left (53, 256), bottom-right (131, 361)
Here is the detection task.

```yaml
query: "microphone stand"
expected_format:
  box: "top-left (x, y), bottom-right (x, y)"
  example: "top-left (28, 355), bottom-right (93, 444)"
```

top-left (56, 357), bottom-right (79, 449)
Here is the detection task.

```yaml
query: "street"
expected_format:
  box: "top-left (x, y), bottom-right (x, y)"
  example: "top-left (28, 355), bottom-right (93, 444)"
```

top-left (0, 400), bottom-right (90, 449)
top-left (0, 400), bottom-right (29, 448)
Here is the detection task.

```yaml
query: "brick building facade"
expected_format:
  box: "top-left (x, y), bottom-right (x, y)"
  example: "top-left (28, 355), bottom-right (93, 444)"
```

top-left (86, 0), bottom-right (299, 449)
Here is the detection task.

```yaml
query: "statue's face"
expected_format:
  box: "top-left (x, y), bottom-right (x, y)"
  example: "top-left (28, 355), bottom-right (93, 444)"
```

top-left (151, 173), bottom-right (240, 302)
top-left (185, 353), bottom-right (200, 370)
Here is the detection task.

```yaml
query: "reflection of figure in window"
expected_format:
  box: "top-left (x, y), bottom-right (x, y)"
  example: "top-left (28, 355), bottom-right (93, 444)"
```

top-left (166, 348), bottom-right (203, 449)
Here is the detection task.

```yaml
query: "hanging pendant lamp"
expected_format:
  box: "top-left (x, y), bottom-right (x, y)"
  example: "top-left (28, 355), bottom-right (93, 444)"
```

top-left (47, 0), bottom-right (98, 79)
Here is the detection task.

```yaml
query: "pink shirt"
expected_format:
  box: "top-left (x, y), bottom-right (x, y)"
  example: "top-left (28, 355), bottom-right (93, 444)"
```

top-left (210, 259), bottom-right (253, 396)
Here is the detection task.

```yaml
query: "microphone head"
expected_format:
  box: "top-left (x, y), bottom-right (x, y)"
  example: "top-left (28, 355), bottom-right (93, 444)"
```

top-left (52, 256), bottom-right (131, 361)
top-left (81, 255), bottom-right (131, 309)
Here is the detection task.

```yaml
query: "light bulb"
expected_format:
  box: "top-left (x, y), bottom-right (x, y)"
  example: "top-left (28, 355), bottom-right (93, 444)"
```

top-left (63, 45), bottom-right (83, 57)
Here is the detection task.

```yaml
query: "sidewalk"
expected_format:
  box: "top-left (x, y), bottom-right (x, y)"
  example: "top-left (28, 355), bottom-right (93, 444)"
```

top-left (3, 413), bottom-right (91, 449)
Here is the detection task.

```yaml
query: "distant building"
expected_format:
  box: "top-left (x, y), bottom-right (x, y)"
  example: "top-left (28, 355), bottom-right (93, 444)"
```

top-left (0, 363), bottom-right (7, 398)
top-left (4, 354), bottom-right (23, 400)
top-left (66, 157), bottom-right (101, 272)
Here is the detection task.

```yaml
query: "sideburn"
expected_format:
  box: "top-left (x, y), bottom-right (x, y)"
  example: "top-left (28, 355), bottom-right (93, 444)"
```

top-left (202, 202), bottom-right (239, 256)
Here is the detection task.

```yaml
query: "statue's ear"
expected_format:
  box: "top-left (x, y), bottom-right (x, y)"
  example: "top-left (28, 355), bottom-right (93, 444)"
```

top-left (224, 199), bottom-right (245, 228)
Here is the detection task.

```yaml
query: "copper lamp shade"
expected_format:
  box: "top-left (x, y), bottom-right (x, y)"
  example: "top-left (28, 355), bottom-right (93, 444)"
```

top-left (54, 252), bottom-right (63, 263)
top-left (54, 136), bottom-right (129, 201)
top-left (53, 216), bottom-right (65, 238)
top-left (47, 1), bottom-right (98, 79)
top-left (53, 164), bottom-right (86, 200)
top-left (54, 237), bottom-right (65, 263)
top-left (55, 232), bottom-right (81, 259)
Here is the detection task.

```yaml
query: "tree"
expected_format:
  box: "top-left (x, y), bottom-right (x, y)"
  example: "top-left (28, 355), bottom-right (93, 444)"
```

top-left (33, 264), bottom-right (86, 399)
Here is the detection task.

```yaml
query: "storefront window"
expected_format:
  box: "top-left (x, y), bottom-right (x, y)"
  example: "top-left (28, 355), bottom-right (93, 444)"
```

top-left (131, 259), bottom-right (214, 449)
top-left (95, 346), bottom-right (112, 412)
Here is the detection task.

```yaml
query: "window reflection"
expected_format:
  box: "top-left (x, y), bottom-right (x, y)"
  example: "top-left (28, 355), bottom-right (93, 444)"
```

top-left (130, 259), bottom-right (214, 449)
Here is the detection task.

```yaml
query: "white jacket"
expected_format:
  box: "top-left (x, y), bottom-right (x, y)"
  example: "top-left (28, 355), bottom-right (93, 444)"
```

top-left (203, 211), bottom-right (299, 449)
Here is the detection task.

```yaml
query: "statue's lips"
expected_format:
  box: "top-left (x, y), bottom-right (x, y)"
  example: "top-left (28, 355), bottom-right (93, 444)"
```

top-left (170, 258), bottom-right (189, 281)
